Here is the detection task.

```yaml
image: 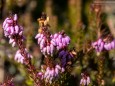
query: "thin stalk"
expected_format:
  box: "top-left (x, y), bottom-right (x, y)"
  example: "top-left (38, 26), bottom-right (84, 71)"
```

top-left (14, 34), bottom-right (41, 86)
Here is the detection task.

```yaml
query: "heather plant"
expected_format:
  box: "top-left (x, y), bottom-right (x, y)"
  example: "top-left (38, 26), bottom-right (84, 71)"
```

top-left (0, 1), bottom-right (115, 86)
top-left (1, 13), bottom-right (78, 86)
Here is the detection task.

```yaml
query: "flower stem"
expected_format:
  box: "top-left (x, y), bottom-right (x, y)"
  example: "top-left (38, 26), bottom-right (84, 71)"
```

top-left (14, 34), bottom-right (41, 86)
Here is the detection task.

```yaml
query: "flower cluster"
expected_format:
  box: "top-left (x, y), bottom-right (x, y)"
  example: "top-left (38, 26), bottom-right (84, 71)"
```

top-left (3, 14), bottom-right (23, 37)
top-left (104, 39), bottom-right (115, 50)
top-left (37, 65), bottom-right (64, 83)
top-left (2, 14), bottom-right (24, 47)
top-left (35, 13), bottom-right (71, 56)
top-left (35, 13), bottom-right (75, 85)
top-left (92, 38), bottom-right (104, 52)
top-left (52, 31), bottom-right (70, 50)
top-left (2, 14), bottom-right (32, 64)
top-left (15, 49), bottom-right (32, 63)
top-left (35, 33), bottom-right (55, 56)
top-left (35, 31), bottom-right (70, 56)
top-left (92, 38), bottom-right (115, 52)
top-left (80, 72), bottom-right (90, 86)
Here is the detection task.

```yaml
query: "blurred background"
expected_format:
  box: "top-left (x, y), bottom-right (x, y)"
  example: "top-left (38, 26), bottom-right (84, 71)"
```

top-left (0, 0), bottom-right (115, 86)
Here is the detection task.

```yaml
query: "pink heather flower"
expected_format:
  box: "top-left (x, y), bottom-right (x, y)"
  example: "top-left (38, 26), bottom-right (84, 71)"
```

top-left (14, 49), bottom-right (32, 64)
top-left (55, 67), bottom-right (59, 76)
top-left (14, 14), bottom-right (18, 21)
top-left (2, 14), bottom-right (24, 37)
top-left (9, 38), bottom-right (16, 47)
top-left (61, 67), bottom-right (65, 72)
top-left (87, 77), bottom-right (90, 85)
top-left (35, 33), bottom-right (55, 56)
top-left (15, 50), bottom-right (24, 63)
top-left (52, 32), bottom-right (70, 50)
top-left (92, 38), bottom-right (115, 52)
top-left (80, 78), bottom-right (87, 85)
top-left (38, 65), bottom-right (64, 83)
top-left (35, 30), bottom-right (70, 56)
top-left (80, 73), bottom-right (90, 86)
top-left (104, 39), bottom-right (115, 50)
top-left (80, 77), bottom-right (90, 86)
top-left (111, 39), bottom-right (115, 49)
top-left (55, 64), bottom-right (61, 69)
top-left (3, 14), bottom-right (25, 49)
top-left (92, 38), bottom-right (105, 52)
top-left (37, 72), bottom-right (44, 79)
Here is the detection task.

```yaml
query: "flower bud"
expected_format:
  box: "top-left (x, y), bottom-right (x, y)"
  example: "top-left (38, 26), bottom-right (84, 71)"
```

top-left (14, 14), bottom-right (18, 21)
top-left (15, 25), bottom-right (19, 34)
